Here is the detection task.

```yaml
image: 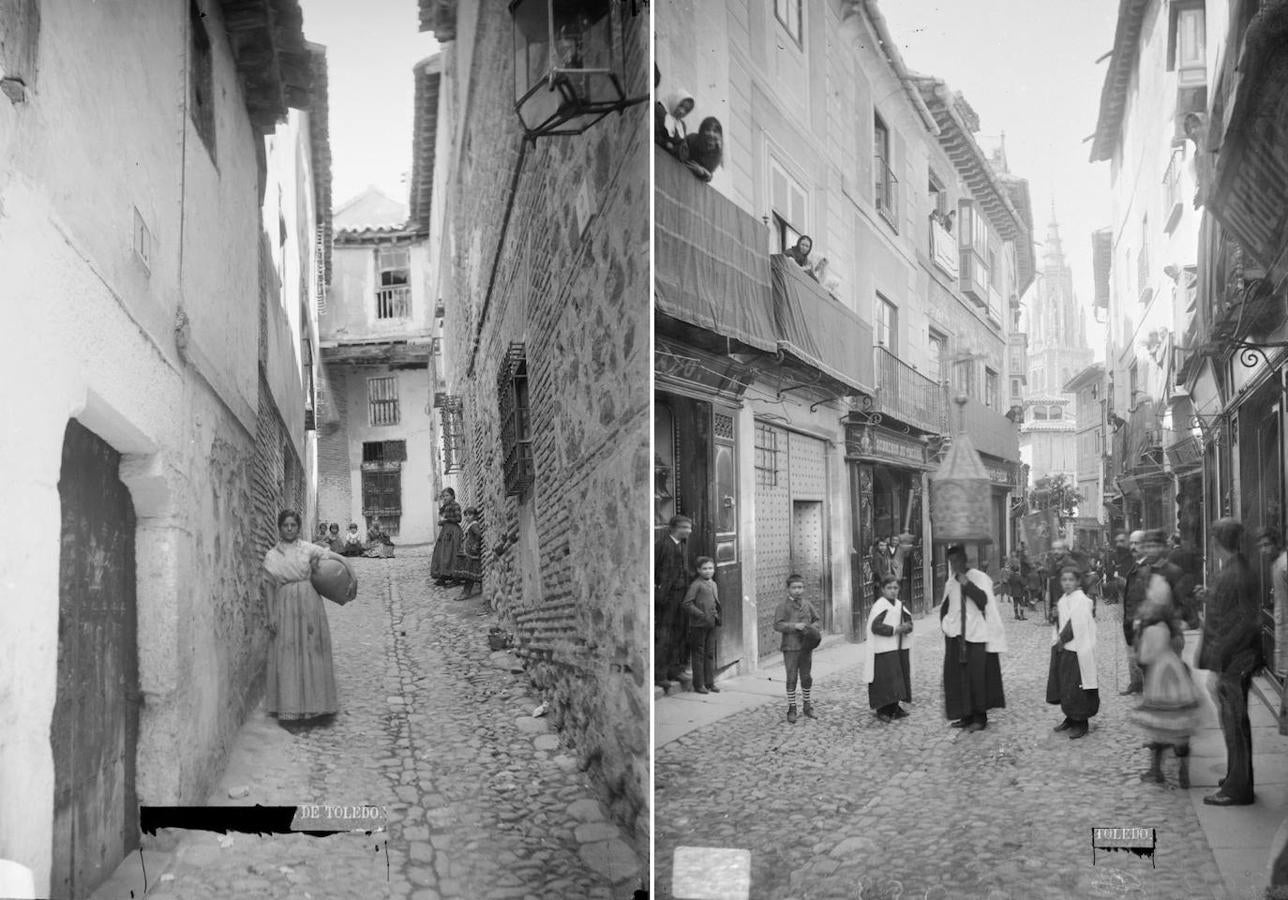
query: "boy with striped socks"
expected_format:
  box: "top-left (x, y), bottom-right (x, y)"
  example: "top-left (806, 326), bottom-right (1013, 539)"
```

top-left (774, 573), bottom-right (822, 723)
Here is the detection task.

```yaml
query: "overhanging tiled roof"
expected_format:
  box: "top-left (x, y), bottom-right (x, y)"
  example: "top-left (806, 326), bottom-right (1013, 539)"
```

top-left (998, 174), bottom-right (1036, 295)
top-left (913, 76), bottom-right (1031, 265)
top-left (218, 0), bottom-right (313, 133)
top-left (306, 43), bottom-right (332, 286)
top-left (409, 55), bottom-right (442, 235)
top-left (418, 0), bottom-right (456, 40)
top-left (1089, 0), bottom-right (1150, 163)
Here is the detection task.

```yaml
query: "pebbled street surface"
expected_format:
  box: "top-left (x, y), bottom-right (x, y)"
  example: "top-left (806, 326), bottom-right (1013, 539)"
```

top-left (656, 600), bottom-right (1235, 900)
top-left (90, 553), bottom-right (645, 900)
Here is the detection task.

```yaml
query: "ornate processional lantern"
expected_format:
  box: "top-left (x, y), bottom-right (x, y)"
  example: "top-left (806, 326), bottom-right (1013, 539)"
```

top-left (509, 0), bottom-right (633, 139)
top-left (930, 395), bottom-right (993, 558)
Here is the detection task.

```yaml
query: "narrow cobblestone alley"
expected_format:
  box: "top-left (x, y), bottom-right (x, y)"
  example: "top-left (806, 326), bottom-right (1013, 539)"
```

top-left (656, 602), bottom-right (1235, 900)
top-left (91, 553), bottom-right (643, 900)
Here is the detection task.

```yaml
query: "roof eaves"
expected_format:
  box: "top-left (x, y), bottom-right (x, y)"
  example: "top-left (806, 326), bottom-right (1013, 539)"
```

top-left (1089, 0), bottom-right (1150, 163)
top-left (846, 0), bottom-right (941, 136)
top-left (418, 0), bottom-right (457, 40)
top-left (408, 56), bottom-right (443, 234)
top-left (305, 43), bottom-right (332, 286)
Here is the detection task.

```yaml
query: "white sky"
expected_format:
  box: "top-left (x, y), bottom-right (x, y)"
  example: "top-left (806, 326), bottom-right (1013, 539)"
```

top-left (301, 0), bottom-right (440, 209)
top-left (879, 0), bottom-right (1121, 362)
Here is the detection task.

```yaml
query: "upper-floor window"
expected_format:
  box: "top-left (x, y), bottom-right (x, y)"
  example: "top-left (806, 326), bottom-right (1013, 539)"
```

top-left (874, 114), bottom-right (897, 228)
top-left (953, 359), bottom-right (977, 398)
top-left (985, 368), bottom-right (999, 409)
top-left (876, 295), bottom-right (898, 353)
top-left (928, 329), bottom-right (946, 382)
top-left (377, 245), bottom-right (411, 319)
top-left (1011, 377), bottom-right (1022, 399)
top-left (928, 170), bottom-right (948, 217)
top-left (774, 0), bottom-right (803, 47)
top-left (1169, 3), bottom-right (1206, 85)
top-left (189, 0), bottom-right (216, 161)
top-left (769, 157), bottom-right (808, 252)
top-left (368, 375), bottom-right (400, 426)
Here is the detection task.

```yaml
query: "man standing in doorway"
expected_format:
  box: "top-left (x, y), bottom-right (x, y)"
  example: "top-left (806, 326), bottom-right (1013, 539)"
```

top-left (655, 515), bottom-right (693, 686)
top-left (940, 545), bottom-right (1007, 732)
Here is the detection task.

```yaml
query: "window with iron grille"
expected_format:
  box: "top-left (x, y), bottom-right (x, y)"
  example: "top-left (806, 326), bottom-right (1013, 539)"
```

top-left (376, 245), bottom-right (411, 319)
top-left (440, 397), bottom-right (466, 475)
top-left (368, 375), bottom-right (400, 426)
top-left (302, 337), bottom-right (316, 431)
top-left (754, 422), bottom-right (780, 488)
top-left (498, 344), bottom-right (534, 498)
top-left (361, 469), bottom-right (401, 535)
top-left (362, 440), bottom-right (407, 464)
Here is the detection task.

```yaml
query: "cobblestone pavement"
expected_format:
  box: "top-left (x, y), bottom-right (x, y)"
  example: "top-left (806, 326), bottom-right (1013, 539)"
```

top-left (93, 554), bottom-right (644, 900)
top-left (656, 600), bottom-right (1234, 900)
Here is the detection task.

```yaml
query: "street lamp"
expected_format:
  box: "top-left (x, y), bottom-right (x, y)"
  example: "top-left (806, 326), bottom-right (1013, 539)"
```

top-left (510, 0), bottom-right (634, 139)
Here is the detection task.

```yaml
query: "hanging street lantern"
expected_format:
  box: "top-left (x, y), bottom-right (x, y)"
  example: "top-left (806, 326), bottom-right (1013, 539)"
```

top-left (930, 395), bottom-right (993, 547)
top-left (510, 0), bottom-right (637, 139)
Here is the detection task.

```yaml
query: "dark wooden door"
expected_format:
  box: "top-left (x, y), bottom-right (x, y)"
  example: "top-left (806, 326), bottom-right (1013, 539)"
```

top-left (710, 405), bottom-right (743, 670)
top-left (51, 420), bottom-right (140, 900)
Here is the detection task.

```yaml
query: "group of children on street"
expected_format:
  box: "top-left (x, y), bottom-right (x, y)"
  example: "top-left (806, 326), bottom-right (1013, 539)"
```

top-left (675, 548), bottom-right (1202, 784)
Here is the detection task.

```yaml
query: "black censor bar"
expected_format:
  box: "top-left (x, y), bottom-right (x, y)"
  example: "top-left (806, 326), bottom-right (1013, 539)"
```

top-left (140, 805), bottom-right (389, 837)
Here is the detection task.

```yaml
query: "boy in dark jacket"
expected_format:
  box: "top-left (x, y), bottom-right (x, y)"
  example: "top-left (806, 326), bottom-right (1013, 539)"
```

top-left (774, 573), bottom-right (822, 723)
top-left (681, 557), bottom-right (721, 694)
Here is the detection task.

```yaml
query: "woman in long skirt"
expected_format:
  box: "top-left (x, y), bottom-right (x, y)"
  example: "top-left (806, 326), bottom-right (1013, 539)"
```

top-left (1129, 579), bottom-right (1201, 787)
top-left (865, 576), bottom-right (913, 722)
top-left (262, 510), bottom-right (342, 725)
top-left (1045, 567), bottom-right (1099, 739)
top-left (430, 488), bottom-right (464, 586)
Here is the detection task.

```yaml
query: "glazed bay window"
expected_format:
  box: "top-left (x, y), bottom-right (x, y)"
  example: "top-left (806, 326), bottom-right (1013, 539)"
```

top-left (1169, 2), bottom-right (1206, 86)
top-left (498, 343), bottom-right (534, 498)
top-left (368, 375), bottom-right (400, 426)
top-left (376, 245), bottom-right (411, 319)
top-left (957, 200), bottom-right (991, 307)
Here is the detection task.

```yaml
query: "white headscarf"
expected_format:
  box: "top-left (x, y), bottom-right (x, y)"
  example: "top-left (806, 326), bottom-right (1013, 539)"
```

top-left (663, 89), bottom-right (694, 139)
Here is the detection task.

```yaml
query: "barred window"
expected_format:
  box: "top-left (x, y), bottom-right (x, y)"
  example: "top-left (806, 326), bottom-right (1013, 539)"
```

top-left (368, 376), bottom-right (400, 426)
top-left (362, 440), bottom-right (407, 463)
top-left (440, 398), bottom-right (465, 475)
top-left (498, 344), bottom-right (534, 498)
top-left (754, 422), bottom-right (779, 488)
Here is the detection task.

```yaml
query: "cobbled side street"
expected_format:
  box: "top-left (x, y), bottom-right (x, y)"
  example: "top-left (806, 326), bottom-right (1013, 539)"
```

top-left (91, 554), bottom-right (644, 900)
top-left (656, 601), bottom-right (1232, 900)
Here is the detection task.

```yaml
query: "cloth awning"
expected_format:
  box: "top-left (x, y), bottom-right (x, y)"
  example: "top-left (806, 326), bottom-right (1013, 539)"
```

top-left (654, 149), bottom-right (776, 352)
top-left (770, 256), bottom-right (876, 393)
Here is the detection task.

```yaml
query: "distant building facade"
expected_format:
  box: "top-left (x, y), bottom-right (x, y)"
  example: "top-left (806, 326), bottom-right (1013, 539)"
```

top-left (1019, 216), bottom-right (1094, 491)
top-left (0, 4), bottom-right (328, 896)
top-left (317, 180), bottom-right (436, 545)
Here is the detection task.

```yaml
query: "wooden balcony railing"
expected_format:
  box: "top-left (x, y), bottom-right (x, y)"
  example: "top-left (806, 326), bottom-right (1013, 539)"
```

top-left (376, 285), bottom-right (411, 319)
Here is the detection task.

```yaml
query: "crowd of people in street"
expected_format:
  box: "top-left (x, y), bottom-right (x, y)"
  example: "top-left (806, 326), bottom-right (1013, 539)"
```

top-left (654, 509), bottom-right (1272, 810)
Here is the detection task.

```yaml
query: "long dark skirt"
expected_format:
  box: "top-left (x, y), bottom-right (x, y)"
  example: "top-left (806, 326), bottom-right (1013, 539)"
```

top-left (1045, 646), bottom-right (1100, 720)
top-left (868, 649), bottom-right (912, 710)
top-left (943, 637), bottom-right (1005, 720)
top-left (430, 523), bottom-right (463, 579)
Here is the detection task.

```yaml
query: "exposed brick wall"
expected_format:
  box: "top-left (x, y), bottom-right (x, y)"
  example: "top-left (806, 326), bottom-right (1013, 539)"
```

top-left (316, 364), bottom-right (352, 527)
top-left (441, 0), bottom-right (650, 852)
top-left (251, 369), bottom-right (306, 560)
